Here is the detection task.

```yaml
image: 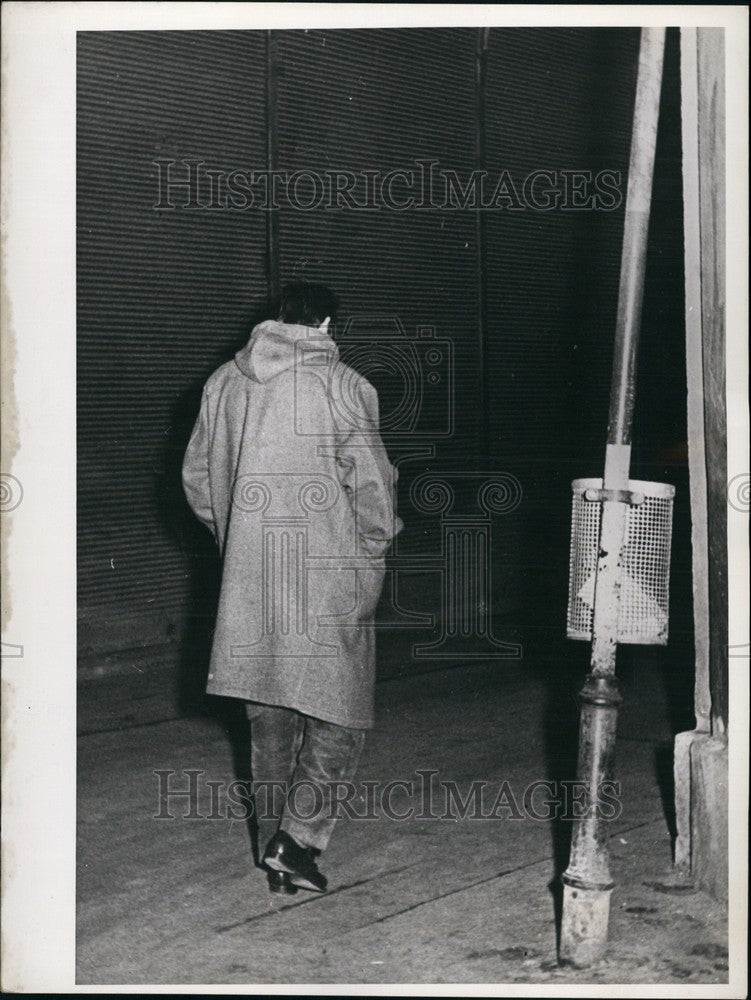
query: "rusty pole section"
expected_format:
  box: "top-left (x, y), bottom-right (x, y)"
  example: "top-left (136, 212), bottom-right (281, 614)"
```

top-left (558, 27), bottom-right (665, 968)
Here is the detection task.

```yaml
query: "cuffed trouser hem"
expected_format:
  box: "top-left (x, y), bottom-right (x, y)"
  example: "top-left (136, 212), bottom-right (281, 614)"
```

top-left (247, 701), bottom-right (366, 854)
top-left (279, 817), bottom-right (332, 853)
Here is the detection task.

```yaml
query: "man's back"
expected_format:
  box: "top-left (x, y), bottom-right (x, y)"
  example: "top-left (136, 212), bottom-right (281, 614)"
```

top-left (182, 317), bottom-right (401, 728)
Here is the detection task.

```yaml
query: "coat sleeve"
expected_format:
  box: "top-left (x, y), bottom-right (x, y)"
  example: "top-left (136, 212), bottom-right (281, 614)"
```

top-left (334, 380), bottom-right (403, 558)
top-left (182, 390), bottom-right (216, 539)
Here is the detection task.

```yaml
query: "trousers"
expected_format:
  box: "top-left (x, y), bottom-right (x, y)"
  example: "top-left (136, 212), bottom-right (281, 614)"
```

top-left (245, 701), bottom-right (366, 853)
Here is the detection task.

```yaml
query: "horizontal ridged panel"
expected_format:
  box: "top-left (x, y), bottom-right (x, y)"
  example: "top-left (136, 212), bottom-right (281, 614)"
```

top-left (275, 28), bottom-right (481, 538)
top-left (484, 28), bottom-right (640, 462)
top-left (78, 30), bottom-right (267, 619)
top-left (78, 27), bottom-right (689, 655)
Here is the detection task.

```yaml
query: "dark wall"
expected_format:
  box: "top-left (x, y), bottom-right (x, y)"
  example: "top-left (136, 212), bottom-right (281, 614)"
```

top-left (77, 28), bottom-right (690, 679)
top-left (78, 31), bottom-right (267, 661)
top-left (483, 28), bottom-right (641, 633)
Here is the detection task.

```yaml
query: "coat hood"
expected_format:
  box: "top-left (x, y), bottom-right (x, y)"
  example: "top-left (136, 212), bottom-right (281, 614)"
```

top-left (234, 319), bottom-right (338, 383)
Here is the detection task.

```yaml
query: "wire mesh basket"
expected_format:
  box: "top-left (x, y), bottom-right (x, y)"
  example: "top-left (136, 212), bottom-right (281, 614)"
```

top-left (566, 477), bottom-right (675, 645)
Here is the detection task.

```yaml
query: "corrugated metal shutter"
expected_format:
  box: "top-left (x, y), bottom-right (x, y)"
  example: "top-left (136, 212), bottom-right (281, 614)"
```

top-left (482, 28), bottom-right (642, 629)
top-left (484, 27), bottom-right (640, 463)
top-left (77, 30), bottom-right (267, 656)
top-left (78, 26), bottom-right (687, 664)
top-left (481, 29), bottom-right (691, 641)
top-left (273, 28), bottom-right (481, 555)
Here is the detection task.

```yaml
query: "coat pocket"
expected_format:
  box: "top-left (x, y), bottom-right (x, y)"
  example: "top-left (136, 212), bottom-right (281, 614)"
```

top-left (309, 557), bottom-right (386, 627)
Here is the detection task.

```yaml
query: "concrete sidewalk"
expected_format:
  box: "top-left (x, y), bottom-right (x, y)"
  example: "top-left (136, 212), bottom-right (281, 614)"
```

top-left (77, 651), bottom-right (729, 987)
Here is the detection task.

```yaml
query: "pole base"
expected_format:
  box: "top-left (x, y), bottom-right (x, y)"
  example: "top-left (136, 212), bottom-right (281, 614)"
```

top-left (558, 882), bottom-right (613, 968)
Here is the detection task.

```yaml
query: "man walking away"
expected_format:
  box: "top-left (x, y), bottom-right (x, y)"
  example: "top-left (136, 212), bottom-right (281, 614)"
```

top-left (182, 282), bottom-right (402, 894)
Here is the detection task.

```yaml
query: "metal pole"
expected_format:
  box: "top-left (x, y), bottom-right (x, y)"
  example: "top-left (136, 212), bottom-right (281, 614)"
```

top-left (558, 27), bottom-right (665, 968)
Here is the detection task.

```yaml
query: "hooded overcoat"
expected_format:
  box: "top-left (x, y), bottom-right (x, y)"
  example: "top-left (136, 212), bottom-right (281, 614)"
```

top-left (182, 320), bottom-right (401, 729)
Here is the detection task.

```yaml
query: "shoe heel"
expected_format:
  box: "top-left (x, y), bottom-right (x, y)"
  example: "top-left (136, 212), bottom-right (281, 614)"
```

top-left (267, 869), bottom-right (298, 896)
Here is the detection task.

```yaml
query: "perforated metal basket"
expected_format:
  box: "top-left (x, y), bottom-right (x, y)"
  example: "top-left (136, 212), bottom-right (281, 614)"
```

top-left (566, 477), bottom-right (675, 645)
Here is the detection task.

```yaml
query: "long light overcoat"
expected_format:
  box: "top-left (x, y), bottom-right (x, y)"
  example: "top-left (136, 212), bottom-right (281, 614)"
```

top-left (182, 320), bottom-right (401, 728)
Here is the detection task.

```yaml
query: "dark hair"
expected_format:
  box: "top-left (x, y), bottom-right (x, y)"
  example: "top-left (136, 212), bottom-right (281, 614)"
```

top-left (279, 282), bottom-right (339, 327)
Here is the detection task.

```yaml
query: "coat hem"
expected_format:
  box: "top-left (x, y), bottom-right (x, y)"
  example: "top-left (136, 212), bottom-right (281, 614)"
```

top-left (206, 685), bottom-right (374, 731)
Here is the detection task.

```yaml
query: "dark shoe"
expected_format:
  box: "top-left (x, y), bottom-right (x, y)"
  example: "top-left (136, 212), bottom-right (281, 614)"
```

top-left (263, 831), bottom-right (328, 893)
top-left (266, 868), bottom-right (298, 896)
